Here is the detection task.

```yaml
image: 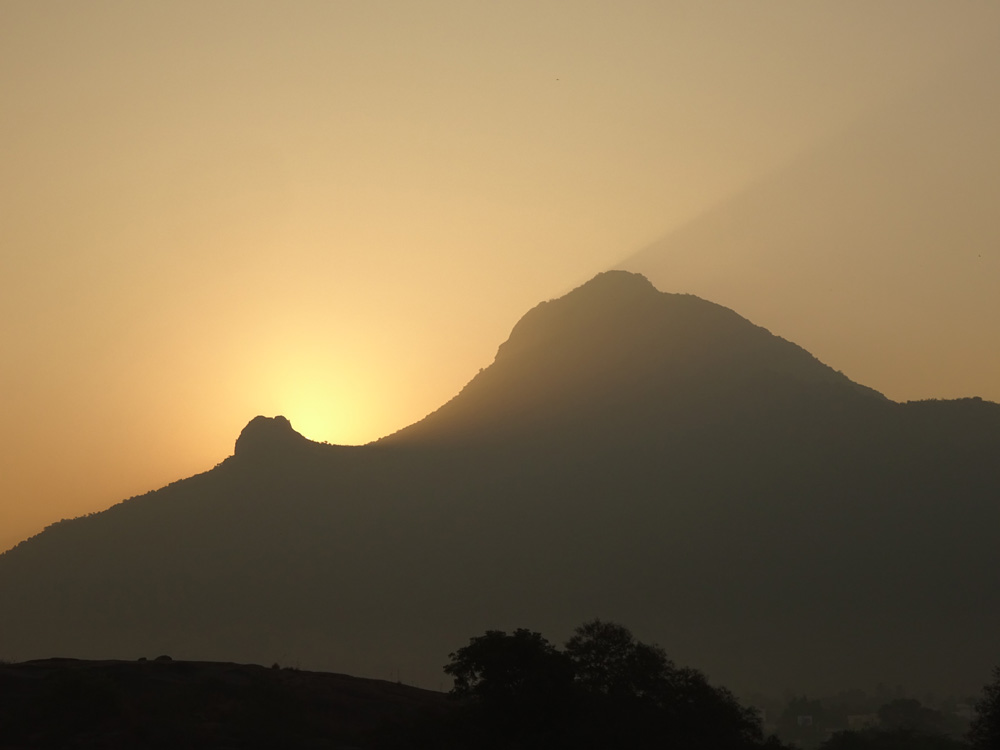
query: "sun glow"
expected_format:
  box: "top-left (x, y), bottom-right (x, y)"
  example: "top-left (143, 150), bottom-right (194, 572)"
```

top-left (270, 377), bottom-right (378, 446)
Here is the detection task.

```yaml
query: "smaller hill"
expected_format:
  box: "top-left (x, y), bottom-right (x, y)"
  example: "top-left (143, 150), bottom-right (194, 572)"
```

top-left (0, 657), bottom-right (452, 749)
top-left (234, 415), bottom-right (312, 457)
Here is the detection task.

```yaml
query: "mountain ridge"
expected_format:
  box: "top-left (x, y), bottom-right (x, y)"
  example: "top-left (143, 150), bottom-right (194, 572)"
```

top-left (382, 270), bottom-right (886, 445)
top-left (1, 272), bottom-right (997, 698)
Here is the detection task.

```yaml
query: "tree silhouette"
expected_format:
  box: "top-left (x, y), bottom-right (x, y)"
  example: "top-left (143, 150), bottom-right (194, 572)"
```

top-left (564, 619), bottom-right (672, 701)
top-left (563, 619), bottom-right (765, 746)
top-left (443, 627), bottom-right (574, 736)
top-left (444, 620), bottom-right (784, 749)
top-left (969, 666), bottom-right (1000, 749)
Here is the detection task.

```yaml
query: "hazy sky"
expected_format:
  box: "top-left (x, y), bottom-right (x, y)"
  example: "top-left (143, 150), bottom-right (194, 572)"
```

top-left (2, 1), bottom-right (998, 552)
top-left (621, 43), bottom-right (1000, 406)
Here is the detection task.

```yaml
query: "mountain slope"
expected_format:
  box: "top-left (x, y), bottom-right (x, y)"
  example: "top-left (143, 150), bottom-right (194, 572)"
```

top-left (0, 658), bottom-right (451, 749)
top-left (384, 271), bottom-right (884, 445)
top-left (0, 272), bottom-right (998, 697)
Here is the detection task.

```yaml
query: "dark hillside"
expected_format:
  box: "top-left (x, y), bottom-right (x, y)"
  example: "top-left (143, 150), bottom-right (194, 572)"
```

top-left (0, 658), bottom-right (451, 749)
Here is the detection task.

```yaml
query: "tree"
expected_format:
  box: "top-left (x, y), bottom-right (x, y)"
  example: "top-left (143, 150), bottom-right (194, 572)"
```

top-left (443, 628), bottom-right (574, 734)
top-left (564, 619), bottom-right (672, 701)
top-left (443, 621), bottom-right (787, 749)
top-left (564, 619), bottom-right (767, 748)
top-left (665, 665), bottom-right (767, 748)
top-left (970, 666), bottom-right (1000, 749)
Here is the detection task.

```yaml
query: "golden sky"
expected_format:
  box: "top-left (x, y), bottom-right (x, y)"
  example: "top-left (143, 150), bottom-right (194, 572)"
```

top-left (2, 1), bottom-right (998, 552)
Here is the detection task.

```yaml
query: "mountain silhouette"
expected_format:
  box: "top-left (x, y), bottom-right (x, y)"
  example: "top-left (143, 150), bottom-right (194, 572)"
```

top-left (1, 271), bottom-right (997, 697)
top-left (234, 415), bottom-right (312, 456)
top-left (382, 271), bottom-right (882, 445)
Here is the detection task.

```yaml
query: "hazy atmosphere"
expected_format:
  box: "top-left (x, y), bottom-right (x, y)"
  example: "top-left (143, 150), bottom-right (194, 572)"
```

top-left (3, 0), bottom-right (998, 554)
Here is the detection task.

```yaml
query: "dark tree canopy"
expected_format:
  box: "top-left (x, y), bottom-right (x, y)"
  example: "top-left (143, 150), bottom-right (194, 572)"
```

top-left (564, 619), bottom-right (672, 700)
top-left (443, 619), bottom-right (782, 749)
top-left (443, 628), bottom-right (572, 702)
top-left (969, 666), bottom-right (1000, 749)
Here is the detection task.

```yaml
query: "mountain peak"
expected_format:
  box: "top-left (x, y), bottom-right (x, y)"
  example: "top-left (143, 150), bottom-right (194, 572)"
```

top-left (496, 271), bottom-right (666, 360)
top-left (234, 415), bottom-right (309, 457)
top-left (573, 269), bottom-right (658, 296)
top-left (382, 272), bottom-right (883, 445)
top-left (523, 270), bottom-right (660, 321)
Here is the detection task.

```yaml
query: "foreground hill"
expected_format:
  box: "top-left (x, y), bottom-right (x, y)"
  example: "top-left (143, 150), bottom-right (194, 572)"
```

top-left (0, 657), bottom-right (450, 749)
top-left (1, 271), bottom-right (998, 695)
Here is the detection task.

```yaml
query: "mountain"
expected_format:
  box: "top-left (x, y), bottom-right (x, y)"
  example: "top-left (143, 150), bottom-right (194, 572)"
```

top-left (382, 271), bottom-right (883, 445)
top-left (1, 271), bottom-right (998, 697)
